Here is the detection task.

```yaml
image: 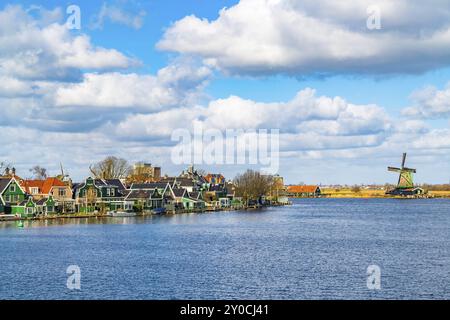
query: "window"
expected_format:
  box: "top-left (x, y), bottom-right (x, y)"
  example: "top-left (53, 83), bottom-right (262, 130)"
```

top-left (110, 188), bottom-right (114, 196)
top-left (58, 188), bottom-right (66, 197)
top-left (5, 195), bottom-right (10, 202)
top-left (106, 188), bottom-right (110, 196)
top-left (10, 184), bottom-right (16, 192)
top-left (30, 187), bottom-right (39, 195)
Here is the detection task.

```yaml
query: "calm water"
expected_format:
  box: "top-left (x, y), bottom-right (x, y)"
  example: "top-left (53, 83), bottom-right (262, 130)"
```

top-left (0, 198), bottom-right (449, 300)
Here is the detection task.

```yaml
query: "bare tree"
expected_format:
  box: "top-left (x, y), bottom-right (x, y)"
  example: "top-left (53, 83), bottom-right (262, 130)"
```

top-left (90, 156), bottom-right (131, 179)
top-left (233, 170), bottom-right (273, 204)
top-left (30, 166), bottom-right (48, 180)
top-left (1, 162), bottom-right (12, 175)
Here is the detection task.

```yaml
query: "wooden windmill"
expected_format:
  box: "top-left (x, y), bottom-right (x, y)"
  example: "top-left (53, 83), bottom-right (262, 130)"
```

top-left (386, 153), bottom-right (423, 196)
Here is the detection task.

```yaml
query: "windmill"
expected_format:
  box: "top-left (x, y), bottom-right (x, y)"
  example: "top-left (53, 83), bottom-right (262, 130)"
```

top-left (386, 153), bottom-right (423, 196)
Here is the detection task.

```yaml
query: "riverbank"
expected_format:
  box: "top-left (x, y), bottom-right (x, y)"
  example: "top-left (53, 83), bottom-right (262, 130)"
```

top-left (320, 188), bottom-right (450, 199)
top-left (0, 203), bottom-right (290, 222)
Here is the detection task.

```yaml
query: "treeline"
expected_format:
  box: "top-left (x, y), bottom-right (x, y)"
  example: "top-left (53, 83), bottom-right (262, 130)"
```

top-left (419, 184), bottom-right (450, 191)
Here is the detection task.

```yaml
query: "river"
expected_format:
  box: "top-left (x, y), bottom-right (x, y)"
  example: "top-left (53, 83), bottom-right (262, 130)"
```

top-left (0, 198), bottom-right (449, 299)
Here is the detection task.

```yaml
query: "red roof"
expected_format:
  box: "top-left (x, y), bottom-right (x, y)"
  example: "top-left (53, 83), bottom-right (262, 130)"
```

top-left (42, 177), bottom-right (66, 194)
top-left (21, 180), bottom-right (45, 193)
top-left (287, 185), bottom-right (319, 193)
top-left (21, 177), bottom-right (66, 194)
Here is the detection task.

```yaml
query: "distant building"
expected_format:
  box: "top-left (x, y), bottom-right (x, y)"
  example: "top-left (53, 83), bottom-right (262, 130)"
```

top-left (129, 162), bottom-right (161, 183)
top-left (287, 185), bottom-right (321, 197)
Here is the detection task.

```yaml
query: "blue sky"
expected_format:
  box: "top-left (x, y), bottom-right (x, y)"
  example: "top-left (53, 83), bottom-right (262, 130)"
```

top-left (1, 0), bottom-right (450, 184)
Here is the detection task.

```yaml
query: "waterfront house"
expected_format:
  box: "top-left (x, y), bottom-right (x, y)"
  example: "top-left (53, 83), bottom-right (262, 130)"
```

top-left (171, 188), bottom-right (205, 211)
top-left (130, 182), bottom-right (174, 209)
top-left (74, 177), bottom-right (127, 213)
top-left (124, 188), bottom-right (164, 212)
top-left (12, 197), bottom-right (37, 218)
top-left (287, 185), bottom-right (322, 197)
top-left (21, 177), bottom-right (74, 213)
top-left (35, 196), bottom-right (57, 216)
top-left (0, 177), bottom-right (27, 215)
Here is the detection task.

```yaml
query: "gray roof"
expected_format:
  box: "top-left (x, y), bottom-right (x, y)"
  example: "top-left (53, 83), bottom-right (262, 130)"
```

top-left (172, 188), bottom-right (186, 197)
top-left (125, 189), bottom-right (154, 200)
top-left (36, 198), bottom-right (48, 205)
top-left (0, 178), bottom-right (11, 194)
top-left (131, 183), bottom-right (168, 190)
top-left (104, 179), bottom-right (126, 191)
top-left (189, 191), bottom-right (201, 199)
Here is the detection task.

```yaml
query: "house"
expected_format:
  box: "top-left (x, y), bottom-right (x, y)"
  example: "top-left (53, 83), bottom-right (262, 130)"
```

top-left (21, 177), bottom-right (74, 213)
top-left (35, 196), bottom-right (57, 216)
top-left (287, 185), bottom-right (322, 197)
top-left (171, 188), bottom-right (205, 211)
top-left (203, 184), bottom-right (228, 203)
top-left (11, 197), bottom-right (37, 218)
top-left (124, 188), bottom-right (163, 212)
top-left (74, 177), bottom-right (127, 213)
top-left (0, 177), bottom-right (27, 215)
top-left (386, 187), bottom-right (425, 196)
top-left (130, 182), bottom-right (173, 198)
top-left (204, 173), bottom-right (225, 185)
top-left (129, 182), bottom-right (174, 209)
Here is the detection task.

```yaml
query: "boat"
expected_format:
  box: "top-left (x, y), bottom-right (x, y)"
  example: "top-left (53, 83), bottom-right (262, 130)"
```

top-left (151, 208), bottom-right (166, 215)
top-left (107, 210), bottom-right (137, 217)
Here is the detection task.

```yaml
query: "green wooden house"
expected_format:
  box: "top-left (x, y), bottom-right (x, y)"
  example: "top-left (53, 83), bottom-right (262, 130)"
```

top-left (0, 177), bottom-right (27, 215)
top-left (35, 196), bottom-right (57, 216)
top-left (171, 188), bottom-right (205, 211)
top-left (74, 177), bottom-right (128, 213)
top-left (124, 188), bottom-right (164, 212)
top-left (11, 197), bottom-right (37, 218)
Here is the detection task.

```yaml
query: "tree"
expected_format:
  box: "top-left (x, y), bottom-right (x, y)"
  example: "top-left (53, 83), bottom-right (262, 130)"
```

top-left (90, 156), bottom-right (131, 179)
top-left (1, 162), bottom-right (12, 175)
top-left (351, 185), bottom-right (361, 193)
top-left (233, 170), bottom-right (273, 204)
top-left (30, 166), bottom-right (48, 180)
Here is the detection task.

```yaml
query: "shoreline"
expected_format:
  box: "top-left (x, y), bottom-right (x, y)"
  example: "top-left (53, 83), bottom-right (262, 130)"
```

top-left (0, 203), bottom-right (289, 222)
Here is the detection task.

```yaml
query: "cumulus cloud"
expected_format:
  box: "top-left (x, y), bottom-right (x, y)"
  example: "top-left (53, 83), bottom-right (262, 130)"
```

top-left (402, 83), bottom-right (450, 118)
top-left (54, 62), bottom-right (211, 111)
top-left (0, 5), bottom-right (136, 82)
top-left (158, 0), bottom-right (450, 76)
top-left (115, 88), bottom-right (391, 151)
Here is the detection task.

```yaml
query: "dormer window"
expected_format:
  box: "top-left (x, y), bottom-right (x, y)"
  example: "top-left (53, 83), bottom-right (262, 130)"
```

top-left (30, 187), bottom-right (39, 194)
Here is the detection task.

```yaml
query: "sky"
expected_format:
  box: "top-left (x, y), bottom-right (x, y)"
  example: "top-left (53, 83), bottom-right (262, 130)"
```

top-left (0, 0), bottom-right (450, 184)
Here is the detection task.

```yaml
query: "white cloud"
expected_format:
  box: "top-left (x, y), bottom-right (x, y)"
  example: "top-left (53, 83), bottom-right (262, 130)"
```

top-left (92, 3), bottom-right (146, 30)
top-left (53, 61), bottom-right (211, 111)
top-left (402, 83), bottom-right (450, 118)
top-left (116, 88), bottom-right (391, 152)
top-left (158, 0), bottom-right (450, 76)
top-left (0, 5), bottom-right (136, 81)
